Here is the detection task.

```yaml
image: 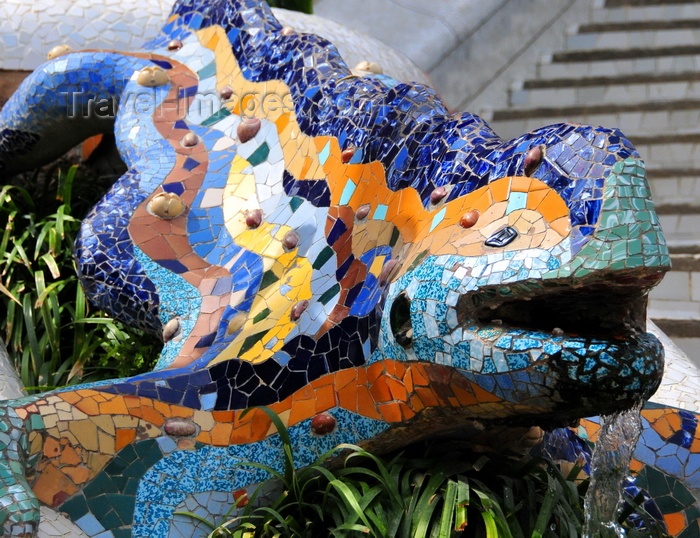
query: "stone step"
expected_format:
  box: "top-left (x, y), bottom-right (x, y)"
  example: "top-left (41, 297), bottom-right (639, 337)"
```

top-left (646, 168), bottom-right (700, 206)
top-left (510, 78), bottom-right (700, 109)
top-left (537, 52), bottom-right (700, 80)
top-left (579, 19), bottom-right (700, 34)
top-left (486, 101), bottom-right (700, 140)
top-left (552, 44), bottom-right (700, 64)
top-left (649, 253), bottom-right (700, 304)
top-left (649, 318), bottom-right (700, 344)
top-left (648, 252), bottom-right (700, 343)
top-left (657, 209), bottom-right (700, 252)
top-left (563, 28), bottom-right (700, 53)
top-left (605, 0), bottom-right (700, 8)
top-left (590, 1), bottom-right (700, 25)
top-left (631, 132), bottom-right (700, 169)
top-left (525, 70), bottom-right (700, 91)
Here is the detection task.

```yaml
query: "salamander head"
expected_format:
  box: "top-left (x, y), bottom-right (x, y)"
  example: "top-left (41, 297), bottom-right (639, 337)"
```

top-left (379, 123), bottom-right (668, 428)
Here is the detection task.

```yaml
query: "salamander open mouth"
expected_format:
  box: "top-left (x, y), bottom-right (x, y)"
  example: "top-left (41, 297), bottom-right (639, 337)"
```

top-left (459, 284), bottom-right (648, 340)
top-left (388, 270), bottom-right (665, 421)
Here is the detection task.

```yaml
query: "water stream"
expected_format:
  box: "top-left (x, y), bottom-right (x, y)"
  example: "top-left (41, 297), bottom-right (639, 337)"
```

top-left (582, 400), bottom-right (644, 538)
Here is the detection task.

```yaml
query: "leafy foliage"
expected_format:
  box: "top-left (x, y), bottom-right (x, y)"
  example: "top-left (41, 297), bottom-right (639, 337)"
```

top-left (0, 166), bottom-right (161, 392)
top-left (179, 410), bottom-right (668, 538)
top-left (267, 0), bottom-right (313, 14)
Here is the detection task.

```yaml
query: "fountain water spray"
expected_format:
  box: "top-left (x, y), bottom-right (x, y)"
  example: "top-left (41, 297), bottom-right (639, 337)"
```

top-left (582, 400), bottom-right (644, 538)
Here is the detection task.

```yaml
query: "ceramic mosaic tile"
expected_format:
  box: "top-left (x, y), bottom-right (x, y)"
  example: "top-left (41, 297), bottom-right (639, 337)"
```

top-left (0, 0), bottom-right (697, 536)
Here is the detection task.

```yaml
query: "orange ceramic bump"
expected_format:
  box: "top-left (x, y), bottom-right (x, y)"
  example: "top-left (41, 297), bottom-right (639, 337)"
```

top-left (459, 209), bottom-right (480, 229)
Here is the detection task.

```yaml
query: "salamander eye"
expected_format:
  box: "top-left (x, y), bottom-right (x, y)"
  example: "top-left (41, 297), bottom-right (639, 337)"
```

top-left (485, 226), bottom-right (518, 247)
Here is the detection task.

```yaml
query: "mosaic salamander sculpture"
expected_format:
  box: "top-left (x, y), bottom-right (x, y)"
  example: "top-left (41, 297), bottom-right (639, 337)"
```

top-left (0, 0), bottom-right (696, 535)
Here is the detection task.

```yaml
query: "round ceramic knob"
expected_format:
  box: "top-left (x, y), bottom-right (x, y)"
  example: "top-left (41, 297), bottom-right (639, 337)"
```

top-left (47, 44), bottom-right (72, 60)
top-left (164, 418), bottom-right (196, 437)
top-left (355, 204), bottom-right (371, 220)
top-left (167, 39), bottom-right (183, 51)
top-left (245, 208), bottom-right (263, 228)
top-left (148, 192), bottom-right (186, 219)
top-left (354, 60), bottom-right (383, 74)
top-left (291, 300), bottom-right (309, 321)
top-left (162, 317), bottom-right (181, 342)
top-left (226, 313), bottom-right (247, 335)
top-left (341, 147), bottom-right (355, 164)
top-left (281, 26), bottom-right (295, 36)
top-left (524, 146), bottom-right (543, 176)
top-left (282, 231), bottom-right (299, 250)
top-left (181, 132), bottom-right (199, 147)
top-left (237, 117), bottom-right (261, 143)
top-left (459, 210), bottom-right (479, 229)
top-left (311, 413), bottom-right (336, 435)
top-left (379, 259), bottom-right (398, 285)
top-left (220, 86), bottom-right (234, 100)
top-left (137, 66), bottom-right (170, 87)
top-left (430, 186), bottom-right (447, 204)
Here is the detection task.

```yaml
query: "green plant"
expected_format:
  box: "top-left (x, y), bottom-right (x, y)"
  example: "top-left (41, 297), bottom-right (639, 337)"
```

top-left (0, 165), bottom-right (160, 392)
top-left (267, 0), bottom-right (313, 14)
top-left (178, 410), bottom-right (668, 538)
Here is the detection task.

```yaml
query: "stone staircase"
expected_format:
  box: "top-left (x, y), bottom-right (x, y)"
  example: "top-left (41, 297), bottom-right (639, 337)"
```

top-left (486, 0), bottom-right (700, 363)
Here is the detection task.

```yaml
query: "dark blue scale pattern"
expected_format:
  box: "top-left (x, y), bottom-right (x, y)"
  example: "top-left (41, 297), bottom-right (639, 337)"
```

top-left (76, 170), bottom-right (162, 335)
top-left (169, 0), bottom-right (637, 244)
